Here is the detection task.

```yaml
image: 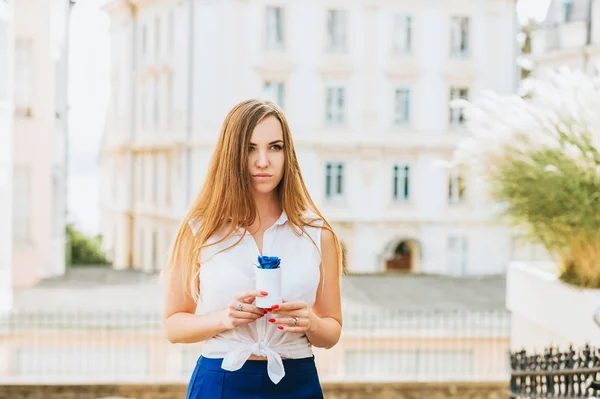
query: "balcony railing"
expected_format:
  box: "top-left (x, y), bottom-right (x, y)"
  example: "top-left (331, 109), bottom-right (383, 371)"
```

top-left (0, 309), bottom-right (511, 383)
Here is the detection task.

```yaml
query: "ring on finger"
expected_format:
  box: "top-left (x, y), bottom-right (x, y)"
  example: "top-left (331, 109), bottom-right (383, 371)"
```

top-left (237, 302), bottom-right (243, 311)
top-left (293, 317), bottom-right (298, 326)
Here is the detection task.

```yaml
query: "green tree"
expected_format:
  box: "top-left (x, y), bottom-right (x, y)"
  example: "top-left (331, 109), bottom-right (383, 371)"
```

top-left (66, 224), bottom-right (110, 266)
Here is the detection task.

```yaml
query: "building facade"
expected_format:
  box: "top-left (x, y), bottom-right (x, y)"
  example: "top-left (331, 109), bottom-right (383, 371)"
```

top-left (530, 0), bottom-right (600, 76)
top-left (10, 0), bottom-right (69, 289)
top-left (0, 0), bottom-right (14, 314)
top-left (101, 0), bottom-right (519, 275)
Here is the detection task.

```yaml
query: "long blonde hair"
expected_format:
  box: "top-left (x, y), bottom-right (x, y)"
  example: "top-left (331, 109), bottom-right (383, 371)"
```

top-left (165, 99), bottom-right (342, 300)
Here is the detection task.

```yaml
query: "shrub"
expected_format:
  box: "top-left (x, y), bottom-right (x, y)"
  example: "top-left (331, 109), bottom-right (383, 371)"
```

top-left (454, 68), bottom-right (600, 288)
top-left (66, 224), bottom-right (110, 266)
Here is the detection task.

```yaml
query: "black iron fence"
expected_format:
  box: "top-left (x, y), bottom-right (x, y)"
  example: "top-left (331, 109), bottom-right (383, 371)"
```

top-left (510, 345), bottom-right (600, 398)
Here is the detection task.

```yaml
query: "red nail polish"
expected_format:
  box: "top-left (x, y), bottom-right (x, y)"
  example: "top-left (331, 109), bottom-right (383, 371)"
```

top-left (265, 309), bottom-right (272, 312)
top-left (261, 291), bottom-right (268, 295)
top-left (271, 305), bottom-right (279, 310)
top-left (277, 326), bottom-right (284, 330)
top-left (268, 318), bottom-right (276, 323)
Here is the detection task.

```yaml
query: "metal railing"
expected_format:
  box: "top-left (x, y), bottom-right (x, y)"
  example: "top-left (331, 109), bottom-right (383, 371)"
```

top-left (0, 308), bottom-right (511, 384)
top-left (509, 345), bottom-right (600, 399)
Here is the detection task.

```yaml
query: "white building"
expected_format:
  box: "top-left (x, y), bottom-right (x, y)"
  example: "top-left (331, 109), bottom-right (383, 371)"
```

top-left (10, 0), bottom-right (70, 290)
top-left (530, 0), bottom-right (600, 76)
top-left (0, 1), bottom-right (14, 314)
top-left (101, 0), bottom-right (519, 275)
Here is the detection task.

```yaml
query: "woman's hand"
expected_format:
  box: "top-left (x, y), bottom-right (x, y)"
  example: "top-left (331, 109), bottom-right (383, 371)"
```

top-left (221, 290), bottom-right (268, 331)
top-left (267, 299), bottom-right (314, 333)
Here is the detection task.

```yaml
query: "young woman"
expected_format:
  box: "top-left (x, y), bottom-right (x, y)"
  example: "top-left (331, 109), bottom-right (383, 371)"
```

top-left (163, 99), bottom-right (343, 399)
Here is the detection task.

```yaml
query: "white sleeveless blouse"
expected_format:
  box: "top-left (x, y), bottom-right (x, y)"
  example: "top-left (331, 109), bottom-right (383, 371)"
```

top-left (191, 211), bottom-right (323, 384)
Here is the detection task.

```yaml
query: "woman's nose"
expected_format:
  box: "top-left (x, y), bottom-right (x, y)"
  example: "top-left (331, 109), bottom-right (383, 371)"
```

top-left (256, 150), bottom-right (269, 167)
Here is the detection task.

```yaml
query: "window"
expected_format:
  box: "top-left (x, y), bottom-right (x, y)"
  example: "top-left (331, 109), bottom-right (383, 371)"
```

top-left (563, 0), bottom-right (574, 22)
top-left (448, 169), bottom-right (466, 204)
top-left (266, 6), bottom-right (284, 50)
top-left (325, 86), bottom-right (345, 125)
top-left (394, 88), bottom-right (411, 125)
top-left (14, 38), bottom-right (34, 117)
top-left (447, 236), bottom-right (468, 275)
top-left (450, 17), bottom-right (469, 57)
top-left (12, 166), bottom-right (31, 243)
top-left (325, 162), bottom-right (345, 200)
top-left (393, 164), bottom-right (410, 201)
top-left (393, 14), bottom-right (412, 55)
top-left (264, 81), bottom-right (285, 109)
top-left (449, 87), bottom-right (468, 126)
top-left (154, 16), bottom-right (160, 60)
top-left (326, 10), bottom-right (347, 53)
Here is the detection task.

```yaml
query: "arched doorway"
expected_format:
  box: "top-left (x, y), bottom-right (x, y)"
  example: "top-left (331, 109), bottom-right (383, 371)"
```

top-left (386, 239), bottom-right (420, 272)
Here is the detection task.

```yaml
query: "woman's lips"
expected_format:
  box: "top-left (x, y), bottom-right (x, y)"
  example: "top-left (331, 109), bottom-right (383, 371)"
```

top-left (253, 174), bottom-right (272, 182)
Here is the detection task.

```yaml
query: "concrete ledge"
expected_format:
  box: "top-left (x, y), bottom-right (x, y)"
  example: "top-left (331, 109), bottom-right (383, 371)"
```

top-left (506, 261), bottom-right (600, 350)
top-left (0, 381), bottom-right (508, 399)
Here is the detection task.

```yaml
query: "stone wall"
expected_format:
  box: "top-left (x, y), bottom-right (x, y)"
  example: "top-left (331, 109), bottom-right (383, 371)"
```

top-left (0, 382), bottom-right (507, 399)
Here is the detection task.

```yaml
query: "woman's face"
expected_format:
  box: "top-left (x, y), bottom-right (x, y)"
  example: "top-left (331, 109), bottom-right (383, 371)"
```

top-left (247, 115), bottom-right (285, 195)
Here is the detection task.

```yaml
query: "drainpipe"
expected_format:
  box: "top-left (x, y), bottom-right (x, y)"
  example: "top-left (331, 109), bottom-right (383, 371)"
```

top-left (185, 0), bottom-right (194, 206)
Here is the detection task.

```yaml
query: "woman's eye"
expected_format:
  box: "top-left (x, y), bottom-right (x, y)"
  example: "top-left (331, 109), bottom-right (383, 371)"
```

top-left (271, 145), bottom-right (283, 151)
top-left (249, 146), bottom-right (256, 152)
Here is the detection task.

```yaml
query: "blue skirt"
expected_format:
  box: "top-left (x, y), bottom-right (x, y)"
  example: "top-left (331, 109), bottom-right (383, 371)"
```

top-left (186, 356), bottom-right (324, 399)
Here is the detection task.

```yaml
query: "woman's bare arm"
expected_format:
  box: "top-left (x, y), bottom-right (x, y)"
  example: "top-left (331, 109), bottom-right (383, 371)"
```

top-left (305, 228), bottom-right (343, 349)
top-left (163, 262), bottom-right (267, 343)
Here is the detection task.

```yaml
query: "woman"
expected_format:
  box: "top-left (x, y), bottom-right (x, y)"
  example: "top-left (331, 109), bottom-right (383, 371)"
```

top-left (163, 99), bottom-right (343, 399)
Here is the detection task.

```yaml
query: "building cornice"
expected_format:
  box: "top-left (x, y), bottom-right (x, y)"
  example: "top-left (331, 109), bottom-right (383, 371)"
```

top-left (384, 57), bottom-right (420, 81)
top-left (254, 53), bottom-right (294, 78)
top-left (317, 54), bottom-right (354, 79)
top-left (442, 59), bottom-right (477, 86)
